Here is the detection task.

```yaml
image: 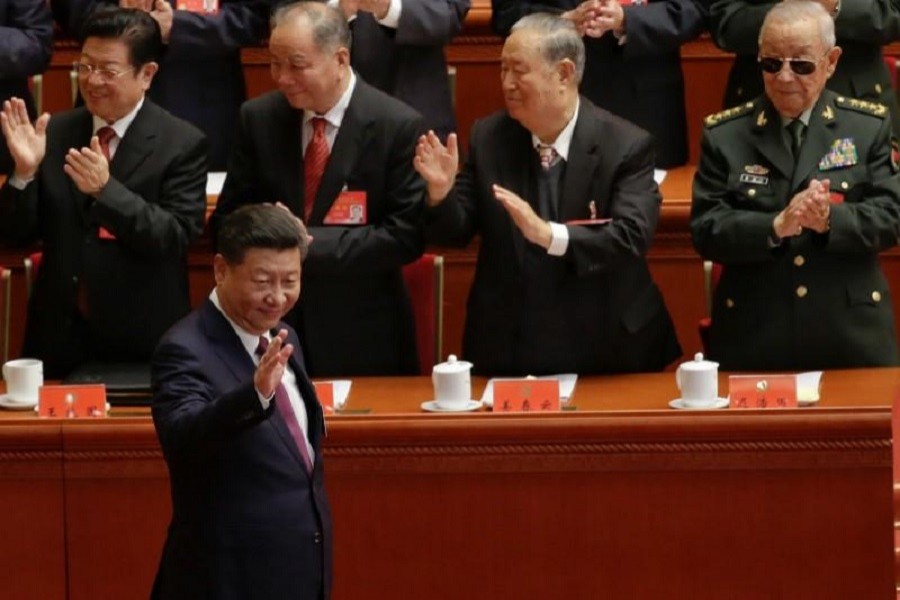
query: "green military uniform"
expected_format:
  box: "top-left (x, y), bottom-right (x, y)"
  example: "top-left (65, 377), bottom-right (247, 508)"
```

top-left (710, 0), bottom-right (900, 134)
top-left (691, 90), bottom-right (900, 370)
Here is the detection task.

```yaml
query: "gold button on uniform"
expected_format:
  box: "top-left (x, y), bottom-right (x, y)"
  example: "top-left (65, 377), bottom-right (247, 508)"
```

top-left (793, 255), bottom-right (805, 267)
top-left (841, 181), bottom-right (849, 190)
top-left (876, 83), bottom-right (883, 94)
top-left (747, 188), bottom-right (756, 197)
top-left (725, 298), bottom-right (735, 308)
top-left (873, 291), bottom-right (882, 302)
top-left (796, 285), bottom-right (808, 298)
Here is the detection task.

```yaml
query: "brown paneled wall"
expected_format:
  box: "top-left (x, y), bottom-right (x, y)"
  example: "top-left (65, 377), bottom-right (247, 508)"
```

top-left (8, 6), bottom-right (900, 367)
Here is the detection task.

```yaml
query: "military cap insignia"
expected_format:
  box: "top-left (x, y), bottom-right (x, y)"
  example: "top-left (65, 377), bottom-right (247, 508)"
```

top-left (818, 138), bottom-right (858, 170)
top-left (835, 96), bottom-right (888, 118)
top-left (704, 102), bottom-right (755, 127)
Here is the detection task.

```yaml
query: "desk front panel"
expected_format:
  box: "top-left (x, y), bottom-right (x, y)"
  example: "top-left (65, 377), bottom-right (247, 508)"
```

top-left (0, 370), bottom-right (896, 599)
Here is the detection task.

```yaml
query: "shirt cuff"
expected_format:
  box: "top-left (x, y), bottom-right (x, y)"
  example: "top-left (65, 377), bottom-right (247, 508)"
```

top-left (377, 0), bottom-right (402, 28)
top-left (547, 221), bottom-right (569, 256)
top-left (257, 389), bottom-right (273, 410)
top-left (8, 174), bottom-right (33, 190)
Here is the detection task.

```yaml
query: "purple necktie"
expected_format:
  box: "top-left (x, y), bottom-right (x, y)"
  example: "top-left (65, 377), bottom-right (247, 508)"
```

top-left (256, 336), bottom-right (313, 474)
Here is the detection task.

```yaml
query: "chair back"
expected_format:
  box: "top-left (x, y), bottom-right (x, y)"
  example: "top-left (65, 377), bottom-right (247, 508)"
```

top-left (402, 254), bottom-right (444, 374)
top-left (24, 251), bottom-right (43, 298)
top-left (0, 267), bottom-right (9, 364)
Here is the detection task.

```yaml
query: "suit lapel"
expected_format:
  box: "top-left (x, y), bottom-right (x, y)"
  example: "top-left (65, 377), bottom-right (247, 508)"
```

top-left (752, 99), bottom-right (793, 179)
top-left (500, 119), bottom-right (536, 265)
top-left (273, 98), bottom-right (303, 215)
top-left (559, 104), bottom-right (602, 222)
top-left (791, 92), bottom-right (839, 190)
top-left (308, 79), bottom-right (370, 224)
top-left (110, 100), bottom-right (156, 183)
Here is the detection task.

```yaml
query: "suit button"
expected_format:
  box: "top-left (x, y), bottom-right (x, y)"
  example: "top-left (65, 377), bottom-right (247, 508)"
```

top-left (793, 255), bottom-right (805, 267)
top-left (841, 181), bottom-right (849, 190)
top-left (747, 188), bottom-right (757, 197)
top-left (725, 298), bottom-right (735, 308)
top-left (796, 285), bottom-right (808, 298)
top-left (313, 532), bottom-right (322, 544)
top-left (873, 291), bottom-right (883, 302)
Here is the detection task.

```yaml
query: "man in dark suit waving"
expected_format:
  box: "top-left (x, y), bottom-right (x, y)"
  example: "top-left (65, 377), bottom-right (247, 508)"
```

top-left (0, 8), bottom-right (207, 378)
top-left (212, 1), bottom-right (424, 377)
top-left (152, 204), bottom-right (331, 600)
top-left (415, 13), bottom-right (680, 375)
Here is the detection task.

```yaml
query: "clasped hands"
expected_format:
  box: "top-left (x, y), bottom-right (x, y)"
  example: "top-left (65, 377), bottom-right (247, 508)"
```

top-left (414, 130), bottom-right (553, 250)
top-left (563, 0), bottom-right (625, 39)
top-left (773, 178), bottom-right (833, 239)
top-left (0, 98), bottom-right (110, 197)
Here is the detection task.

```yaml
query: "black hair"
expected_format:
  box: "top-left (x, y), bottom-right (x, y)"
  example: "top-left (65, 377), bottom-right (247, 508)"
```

top-left (217, 205), bottom-right (309, 265)
top-left (80, 7), bottom-right (163, 68)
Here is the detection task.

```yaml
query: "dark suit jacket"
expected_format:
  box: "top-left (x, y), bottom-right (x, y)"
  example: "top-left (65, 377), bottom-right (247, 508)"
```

top-left (349, 0), bottom-right (469, 139)
top-left (68, 0), bottom-right (270, 169)
top-left (691, 91), bottom-right (900, 370)
top-left (710, 0), bottom-right (900, 135)
top-left (0, 0), bottom-right (54, 172)
top-left (491, 0), bottom-right (706, 168)
top-left (151, 300), bottom-right (332, 600)
top-left (0, 100), bottom-right (207, 378)
top-left (425, 99), bottom-right (681, 375)
top-left (211, 78), bottom-right (424, 376)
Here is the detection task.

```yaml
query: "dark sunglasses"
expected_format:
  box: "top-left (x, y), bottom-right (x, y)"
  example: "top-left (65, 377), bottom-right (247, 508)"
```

top-left (757, 56), bottom-right (819, 76)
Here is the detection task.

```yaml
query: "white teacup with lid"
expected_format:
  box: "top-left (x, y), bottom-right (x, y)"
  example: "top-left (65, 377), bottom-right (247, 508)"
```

top-left (676, 352), bottom-right (719, 407)
top-left (432, 354), bottom-right (473, 410)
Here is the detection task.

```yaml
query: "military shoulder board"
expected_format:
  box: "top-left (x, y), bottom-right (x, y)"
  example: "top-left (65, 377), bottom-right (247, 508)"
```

top-left (704, 102), bottom-right (755, 128)
top-left (834, 96), bottom-right (888, 119)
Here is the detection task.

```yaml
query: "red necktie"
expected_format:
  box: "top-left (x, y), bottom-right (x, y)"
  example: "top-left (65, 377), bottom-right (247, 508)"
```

top-left (97, 126), bottom-right (116, 162)
top-left (304, 117), bottom-right (329, 222)
top-left (255, 336), bottom-right (313, 474)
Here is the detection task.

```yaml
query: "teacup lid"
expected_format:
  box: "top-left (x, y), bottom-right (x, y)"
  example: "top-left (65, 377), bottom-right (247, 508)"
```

top-left (433, 354), bottom-right (473, 374)
top-left (680, 352), bottom-right (719, 371)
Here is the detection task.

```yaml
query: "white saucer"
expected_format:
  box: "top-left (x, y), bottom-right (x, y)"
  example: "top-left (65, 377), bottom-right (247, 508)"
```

top-left (0, 395), bottom-right (37, 410)
top-left (669, 397), bottom-right (729, 410)
top-left (421, 400), bottom-right (482, 413)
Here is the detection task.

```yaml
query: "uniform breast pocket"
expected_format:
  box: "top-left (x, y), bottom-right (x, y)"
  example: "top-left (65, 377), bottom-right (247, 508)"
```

top-left (726, 172), bottom-right (783, 211)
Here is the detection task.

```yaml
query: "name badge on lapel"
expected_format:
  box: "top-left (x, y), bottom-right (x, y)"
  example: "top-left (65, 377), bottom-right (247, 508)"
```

top-left (818, 138), bottom-right (858, 171)
top-left (323, 190), bottom-right (367, 225)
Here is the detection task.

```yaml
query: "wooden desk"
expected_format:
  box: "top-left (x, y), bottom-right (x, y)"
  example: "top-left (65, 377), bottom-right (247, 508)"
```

top-left (0, 369), bottom-right (895, 599)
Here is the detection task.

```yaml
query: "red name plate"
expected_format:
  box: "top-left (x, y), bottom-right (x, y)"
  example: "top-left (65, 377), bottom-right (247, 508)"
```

top-left (312, 381), bottom-right (335, 414)
top-left (177, 0), bottom-right (219, 13)
top-left (728, 375), bottom-right (797, 409)
top-left (493, 379), bottom-right (560, 413)
top-left (39, 385), bottom-right (107, 418)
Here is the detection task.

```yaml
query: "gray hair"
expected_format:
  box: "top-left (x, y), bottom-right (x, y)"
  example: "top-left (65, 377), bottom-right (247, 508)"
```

top-left (511, 13), bottom-right (585, 84)
top-left (760, 0), bottom-right (836, 48)
top-left (271, 1), bottom-right (352, 53)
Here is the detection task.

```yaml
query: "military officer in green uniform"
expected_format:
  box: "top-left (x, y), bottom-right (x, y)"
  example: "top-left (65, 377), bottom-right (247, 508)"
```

top-left (691, 0), bottom-right (900, 371)
top-left (710, 0), bottom-right (900, 135)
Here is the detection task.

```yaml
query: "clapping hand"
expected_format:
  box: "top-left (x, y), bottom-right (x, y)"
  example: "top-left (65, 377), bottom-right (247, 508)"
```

top-left (0, 98), bottom-right (50, 180)
top-left (63, 136), bottom-right (110, 197)
top-left (413, 130), bottom-right (459, 206)
top-left (493, 184), bottom-right (552, 249)
top-left (794, 178), bottom-right (832, 233)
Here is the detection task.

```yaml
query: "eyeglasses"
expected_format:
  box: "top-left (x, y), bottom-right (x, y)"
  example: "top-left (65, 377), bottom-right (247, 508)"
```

top-left (72, 62), bottom-right (135, 83)
top-left (757, 56), bottom-right (822, 76)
